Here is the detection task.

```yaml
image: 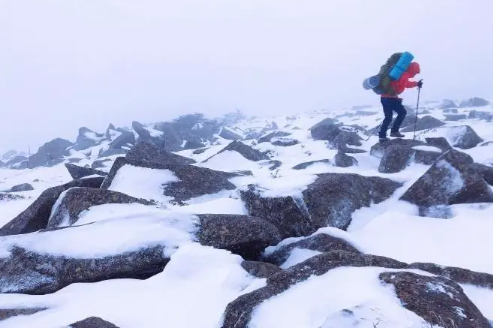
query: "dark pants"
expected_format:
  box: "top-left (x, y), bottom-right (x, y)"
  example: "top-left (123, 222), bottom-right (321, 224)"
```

top-left (379, 97), bottom-right (407, 138)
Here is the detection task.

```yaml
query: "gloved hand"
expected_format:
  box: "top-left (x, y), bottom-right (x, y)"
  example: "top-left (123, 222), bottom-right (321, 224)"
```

top-left (417, 80), bottom-right (423, 89)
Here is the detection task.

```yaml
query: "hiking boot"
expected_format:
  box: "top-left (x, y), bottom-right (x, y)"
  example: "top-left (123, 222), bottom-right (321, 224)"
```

top-left (390, 132), bottom-right (405, 138)
top-left (379, 137), bottom-right (389, 143)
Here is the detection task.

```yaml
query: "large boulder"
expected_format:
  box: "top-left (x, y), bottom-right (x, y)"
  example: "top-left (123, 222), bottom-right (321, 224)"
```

top-left (65, 163), bottom-right (107, 180)
top-left (378, 144), bottom-right (416, 173)
top-left (468, 110), bottom-right (492, 121)
top-left (309, 118), bottom-right (341, 141)
top-left (8, 183), bottom-right (34, 192)
top-left (460, 97), bottom-right (490, 108)
top-left (240, 186), bottom-right (311, 239)
top-left (102, 157), bottom-right (237, 203)
top-left (379, 271), bottom-right (490, 328)
top-left (73, 127), bottom-right (104, 151)
top-left (401, 115), bottom-right (446, 132)
top-left (46, 188), bottom-right (153, 229)
top-left (440, 99), bottom-right (458, 109)
top-left (425, 137), bottom-right (452, 151)
top-left (162, 165), bottom-right (237, 203)
top-left (469, 163), bottom-right (493, 185)
top-left (333, 151), bottom-right (358, 167)
top-left (219, 127), bottom-right (243, 140)
top-left (210, 141), bottom-right (269, 162)
top-left (331, 130), bottom-right (363, 149)
top-left (400, 149), bottom-right (493, 215)
top-left (27, 138), bottom-right (74, 169)
top-left (221, 251), bottom-right (407, 328)
top-left (446, 125), bottom-right (484, 149)
top-left (125, 141), bottom-right (195, 169)
top-left (2, 149), bottom-right (17, 161)
top-left (196, 214), bottom-right (281, 260)
top-left (69, 317), bottom-right (120, 328)
top-left (303, 174), bottom-right (402, 230)
top-left (370, 138), bottom-right (424, 159)
top-left (0, 244), bottom-right (167, 295)
top-left (263, 233), bottom-right (360, 267)
top-left (99, 130), bottom-right (136, 157)
top-left (0, 177), bottom-right (105, 236)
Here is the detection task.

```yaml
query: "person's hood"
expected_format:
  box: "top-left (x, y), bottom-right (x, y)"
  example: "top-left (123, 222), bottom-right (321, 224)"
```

top-left (408, 62), bottom-right (420, 77)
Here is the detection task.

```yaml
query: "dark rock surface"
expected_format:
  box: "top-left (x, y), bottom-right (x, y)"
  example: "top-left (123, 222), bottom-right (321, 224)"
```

top-left (241, 261), bottom-right (282, 279)
top-left (8, 183), bottom-right (34, 192)
top-left (447, 125), bottom-right (483, 149)
top-left (401, 115), bottom-right (446, 132)
top-left (258, 131), bottom-right (291, 143)
top-left (0, 307), bottom-right (47, 321)
top-left (333, 151), bottom-right (358, 168)
top-left (380, 271), bottom-right (490, 328)
top-left (69, 317), bottom-right (120, 328)
top-left (0, 244), bottom-right (168, 295)
top-left (65, 163), bottom-right (107, 180)
top-left (211, 141), bottom-right (269, 162)
top-left (27, 138), bottom-right (73, 169)
top-left (196, 214), bottom-right (281, 261)
top-left (292, 159), bottom-right (331, 170)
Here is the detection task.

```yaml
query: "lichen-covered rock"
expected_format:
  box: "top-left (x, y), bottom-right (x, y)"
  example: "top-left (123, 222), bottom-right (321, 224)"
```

top-left (0, 177), bottom-right (105, 237)
top-left (379, 271), bottom-right (490, 328)
top-left (196, 214), bottom-right (281, 260)
top-left (469, 163), bottom-right (493, 185)
top-left (426, 137), bottom-right (453, 151)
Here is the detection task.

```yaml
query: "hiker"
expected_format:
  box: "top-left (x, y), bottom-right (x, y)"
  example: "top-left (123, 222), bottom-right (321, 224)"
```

top-left (379, 62), bottom-right (422, 142)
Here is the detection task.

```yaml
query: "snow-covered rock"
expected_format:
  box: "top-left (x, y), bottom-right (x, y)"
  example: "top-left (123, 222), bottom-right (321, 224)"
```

top-left (27, 138), bottom-right (73, 169)
top-left (401, 115), bottom-right (446, 132)
top-left (309, 118), bottom-right (341, 141)
top-left (460, 97), bottom-right (490, 108)
top-left (73, 127), bottom-right (105, 151)
top-left (333, 150), bottom-right (358, 167)
top-left (292, 159), bottom-right (331, 170)
top-left (196, 214), bottom-right (281, 260)
top-left (46, 188), bottom-right (153, 229)
top-left (468, 110), bottom-right (492, 121)
top-left (0, 177), bottom-right (105, 237)
top-left (206, 141), bottom-right (269, 162)
top-left (258, 131), bottom-right (291, 143)
top-left (469, 163), bottom-right (493, 186)
top-left (65, 163), bottom-right (107, 180)
top-left (446, 125), bottom-right (483, 149)
top-left (125, 141), bottom-right (195, 169)
top-left (379, 271), bottom-right (490, 327)
top-left (8, 183), bottom-right (34, 192)
top-left (400, 149), bottom-right (493, 215)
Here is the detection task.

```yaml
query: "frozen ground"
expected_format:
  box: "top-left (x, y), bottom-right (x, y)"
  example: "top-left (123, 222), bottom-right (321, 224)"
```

top-left (0, 100), bottom-right (492, 327)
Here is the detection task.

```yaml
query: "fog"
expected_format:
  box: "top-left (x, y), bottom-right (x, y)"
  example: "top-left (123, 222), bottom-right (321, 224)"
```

top-left (1, 0), bottom-right (492, 153)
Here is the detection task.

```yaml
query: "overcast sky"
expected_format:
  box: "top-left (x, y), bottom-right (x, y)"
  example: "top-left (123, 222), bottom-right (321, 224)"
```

top-left (0, 0), bottom-right (492, 154)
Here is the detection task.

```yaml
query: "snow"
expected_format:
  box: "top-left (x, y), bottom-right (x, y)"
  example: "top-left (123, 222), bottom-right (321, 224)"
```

top-left (201, 150), bottom-right (259, 172)
top-left (0, 244), bottom-right (265, 328)
top-left (249, 267), bottom-right (436, 328)
top-left (1, 100), bottom-right (493, 327)
top-left (412, 145), bottom-right (442, 153)
top-left (280, 248), bottom-right (323, 269)
top-left (461, 284), bottom-right (493, 320)
top-left (108, 164), bottom-right (180, 203)
top-left (351, 205), bottom-right (493, 274)
top-left (0, 205), bottom-right (198, 259)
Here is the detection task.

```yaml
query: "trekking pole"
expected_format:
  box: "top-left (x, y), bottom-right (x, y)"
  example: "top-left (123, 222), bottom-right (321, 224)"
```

top-left (365, 120), bottom-right (383, 142)
top-left (412, 82), bottom-right (422, 141)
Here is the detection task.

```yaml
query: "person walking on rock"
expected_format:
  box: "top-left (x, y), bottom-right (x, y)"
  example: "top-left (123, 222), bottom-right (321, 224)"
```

top-left (379, 62), bottom-right (422, 142)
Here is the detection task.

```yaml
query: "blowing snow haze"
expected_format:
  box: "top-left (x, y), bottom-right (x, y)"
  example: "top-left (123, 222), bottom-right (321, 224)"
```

top-left (0, 0), bottom-right (492, 153)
